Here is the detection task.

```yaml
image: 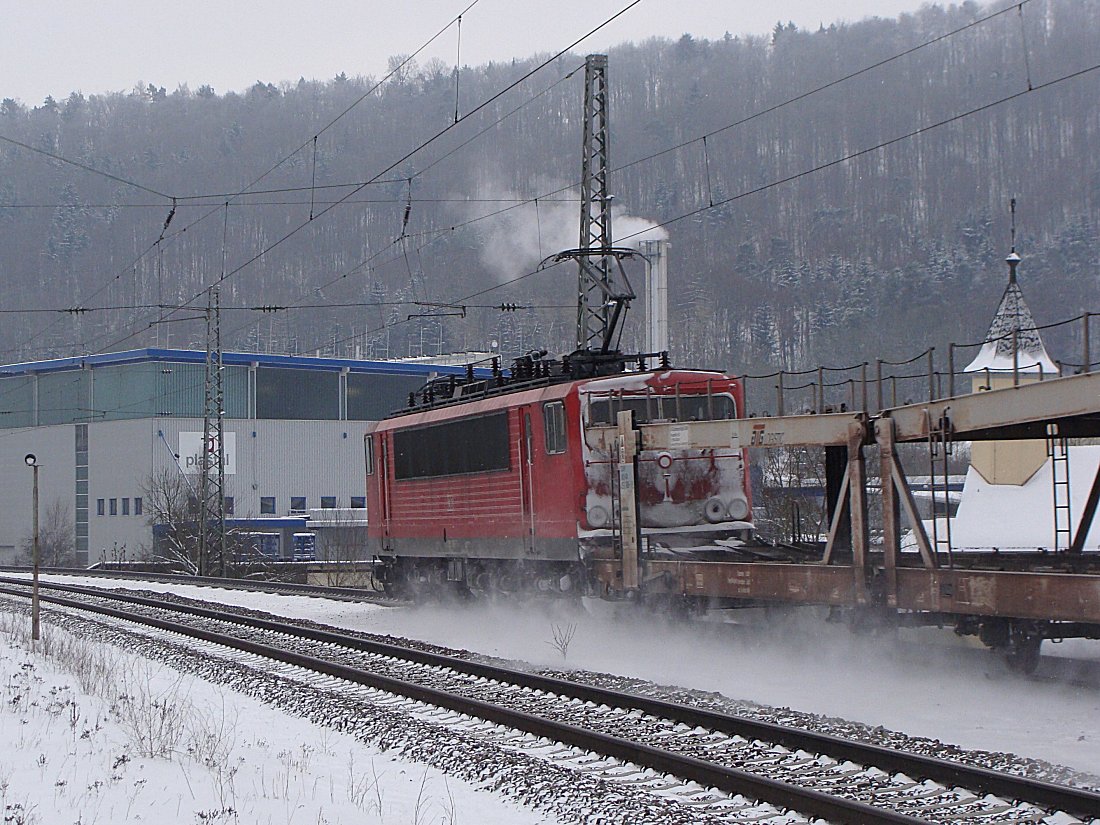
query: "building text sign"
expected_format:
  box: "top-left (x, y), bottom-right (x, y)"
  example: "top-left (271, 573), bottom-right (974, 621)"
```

top-left (179, 431), bottom-right (237, 475)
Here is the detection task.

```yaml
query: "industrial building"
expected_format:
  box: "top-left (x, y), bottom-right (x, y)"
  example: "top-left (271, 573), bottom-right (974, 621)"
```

top-left (0, 349), bottom-right (473, 566)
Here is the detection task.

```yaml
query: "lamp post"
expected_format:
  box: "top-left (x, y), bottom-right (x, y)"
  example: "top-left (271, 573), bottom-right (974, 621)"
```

top-left (24, 453), bottom-right (40, 643)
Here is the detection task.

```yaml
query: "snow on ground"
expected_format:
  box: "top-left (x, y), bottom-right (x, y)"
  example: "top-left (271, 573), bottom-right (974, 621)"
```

top-left (16, 573), bottom-right (1100, 780)
top-left (0, 603), bottom-right (553, 825)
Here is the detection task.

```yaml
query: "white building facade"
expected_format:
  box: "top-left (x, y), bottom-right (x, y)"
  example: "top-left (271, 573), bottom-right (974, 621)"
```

top-left (0, 349), bottom-right (476, 565)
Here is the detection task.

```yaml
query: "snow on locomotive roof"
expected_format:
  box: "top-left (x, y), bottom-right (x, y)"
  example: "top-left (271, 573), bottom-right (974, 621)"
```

top-left (0, 347), bottom-right (489, 378)
top-left (579, 368), bottom-right (733, 393)
top-left (370, 378), bottom-right (577, 429)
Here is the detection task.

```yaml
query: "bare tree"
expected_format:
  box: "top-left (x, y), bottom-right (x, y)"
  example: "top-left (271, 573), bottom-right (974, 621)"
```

top-left (316, 508), bottom-right (370, 587)
top-left (20, 498), bottom-right (76, 566)
top-left (753, 447), bottom-right (828, 545)
top-left (141, 467), bottom-right (201, 573)
top-left (546, 623), bottom-right (577, 659)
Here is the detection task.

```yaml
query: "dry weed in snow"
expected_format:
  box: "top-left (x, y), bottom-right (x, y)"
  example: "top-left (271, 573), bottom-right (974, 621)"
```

top-left (0, 604), bottom-right (551, 824)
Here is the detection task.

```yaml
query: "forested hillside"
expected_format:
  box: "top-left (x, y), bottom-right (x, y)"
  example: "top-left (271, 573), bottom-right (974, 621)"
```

top-left (0, 0), bottom-right (1097, 381)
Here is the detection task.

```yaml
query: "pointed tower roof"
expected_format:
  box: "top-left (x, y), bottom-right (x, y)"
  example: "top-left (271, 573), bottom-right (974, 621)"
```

top-left (964, 250), bottom-right (1057, 374)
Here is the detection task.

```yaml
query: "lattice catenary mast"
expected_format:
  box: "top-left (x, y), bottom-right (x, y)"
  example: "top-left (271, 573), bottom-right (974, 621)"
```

top-left (576, 53), bottom-right (614, 351)
top-left (198, 287), bottom-right (226, 575)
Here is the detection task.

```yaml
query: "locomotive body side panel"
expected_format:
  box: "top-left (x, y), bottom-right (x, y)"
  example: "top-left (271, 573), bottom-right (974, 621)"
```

top-left (366, 382), bottom-right (584, 561)
top-left (365, 369), bottom-right (752, 575)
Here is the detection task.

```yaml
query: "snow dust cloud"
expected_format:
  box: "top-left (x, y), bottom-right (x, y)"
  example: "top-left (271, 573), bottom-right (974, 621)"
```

top-left (45, 574), bottom-right (1100, 779)
top-left (364, 599), bottom-right (1100, 777)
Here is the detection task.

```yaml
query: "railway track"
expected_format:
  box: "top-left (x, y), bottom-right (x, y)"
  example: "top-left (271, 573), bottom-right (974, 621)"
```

top-left (0, 564), bottom-right (400, 604)
top-left (0, 577), bottom-right (1097, 824)
top-left (13, 566), bottom-right (1100, 689)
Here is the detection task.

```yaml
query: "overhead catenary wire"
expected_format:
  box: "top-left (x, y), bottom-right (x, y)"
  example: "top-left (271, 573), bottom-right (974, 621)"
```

top-left (13, 1), bottom-right (1029, 364)
top-left (287, 57), bottom-right (1100, 359)
top-left (0, 303), bottom-right (1095, 443)
top-left (454, 14), bottom-right (463, 123)
top-left (0, 0), bottom-right (491, 363)
top-left (89, 1), bottom-right (645, 358)
top-left (0, 196), bottom-right (582, 209)
top-left (261, 0), bottom-right (1024, 303)
top-left (25, 21), bottom-right (1061, 369)
top-left (3, 0), bottom-right (1080, 367)
top-left (120, 0), bottom-right (1031, 217)
top-left (0, 133), bottom-right (174, 200)
top-left (614, 61), bottom-right (1100, 247)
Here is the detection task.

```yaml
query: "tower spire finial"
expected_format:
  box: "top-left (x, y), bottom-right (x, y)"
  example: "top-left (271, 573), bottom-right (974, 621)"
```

top-left (1010, 197), bottom-right (1017, 253)
top-left (1006, 197), bottom-right (1020, 285)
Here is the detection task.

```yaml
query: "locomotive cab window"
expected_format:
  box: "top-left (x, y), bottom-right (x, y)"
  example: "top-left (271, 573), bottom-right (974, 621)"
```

top-left (543, 401), bottom-right (566, 454)
top-left (674, 393), bottom-right (736, 422)
top-left (365, 434), bottom-right (375, 475)
top-left (588, 393), bottom-right (735, 425)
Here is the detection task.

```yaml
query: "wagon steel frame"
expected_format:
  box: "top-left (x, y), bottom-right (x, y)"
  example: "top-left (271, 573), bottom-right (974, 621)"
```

top-left (597, 371), bottom-right (1100, 627)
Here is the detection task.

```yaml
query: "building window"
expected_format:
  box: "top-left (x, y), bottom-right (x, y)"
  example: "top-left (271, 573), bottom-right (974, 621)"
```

top-left (122, 498), bottom-right (130, 516)
top-left (544, 401), bottom-right (566, 454)
top-left (260, 497), bottom-right (275, 515)
top-left (256, 368), bottom-right (339, 419)
top-left (96, 499), bottom-right (105, 516)
top-left (291, 496), bottom-right (306, 512)
top-left (350, 496), bottom-right (366, 509)
top-left (109, 498), bottom-right (117, 516)
top-left (320, 496), bottom-right (336, 509)
top-left (224, 496), bottom-right (234, 515)
top-left (134, 497), bottom-right (143, 516)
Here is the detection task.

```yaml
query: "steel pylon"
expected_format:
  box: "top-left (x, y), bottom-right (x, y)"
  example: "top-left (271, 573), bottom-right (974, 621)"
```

top-left (198, 287), bottom-right (226, 575)
top-left (576, 53), bottom-right (614, 352)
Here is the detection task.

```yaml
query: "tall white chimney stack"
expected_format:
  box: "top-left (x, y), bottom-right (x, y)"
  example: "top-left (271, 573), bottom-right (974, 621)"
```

top-left (641, 239), bottom-right (670, 356)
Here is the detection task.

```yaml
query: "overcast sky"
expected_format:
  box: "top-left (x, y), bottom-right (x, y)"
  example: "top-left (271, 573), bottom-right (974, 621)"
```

top-left (2, 0), bottom-right (928, 105)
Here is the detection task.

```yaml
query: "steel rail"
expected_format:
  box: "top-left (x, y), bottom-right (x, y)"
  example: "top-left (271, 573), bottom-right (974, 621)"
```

top-left (0, 565), bottom-right (395, 604)
top-left (0, 581), bottom-right (922, 825)
top-left (3, 577), bottom-right (1098, 820)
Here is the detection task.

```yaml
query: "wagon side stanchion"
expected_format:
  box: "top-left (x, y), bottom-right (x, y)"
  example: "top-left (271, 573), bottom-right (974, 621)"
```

top-left (875, 359), bottom-right (884, 411)
top-left (948, 344), bottom-right (956, 398)
top-left (615, 410), bottom-right (642, 594)
top-left (927, 347), bottom-right (935, 402)
top-left (860, 362), bottom-right (868, 413)
top-left (1083, 311), bottom-right (1091, 375)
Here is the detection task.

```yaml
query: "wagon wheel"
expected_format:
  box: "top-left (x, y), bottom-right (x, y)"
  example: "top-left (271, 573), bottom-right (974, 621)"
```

top-left (1004, 626), bottom-right (1043, 675)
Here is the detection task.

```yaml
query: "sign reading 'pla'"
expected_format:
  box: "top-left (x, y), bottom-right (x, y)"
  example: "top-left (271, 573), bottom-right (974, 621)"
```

top-left (179, 432), bottom-right (237, 475)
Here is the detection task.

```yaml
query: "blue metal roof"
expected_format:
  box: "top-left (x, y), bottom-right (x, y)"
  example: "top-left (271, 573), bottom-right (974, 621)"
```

top-left (0, 348), bottom-right (491, 379)
top-left (153, 516), bottom-right (311, 533)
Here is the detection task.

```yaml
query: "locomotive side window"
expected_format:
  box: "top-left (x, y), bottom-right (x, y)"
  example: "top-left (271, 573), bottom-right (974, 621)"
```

top-left (588, 393), bottom-right (735, 425)
top-left (674, 394), bottom-right (736, 421)
top-left (365, 434), bottom-right (375, 475)
top-left (588, 397), bottom-right (654, 425)
top-left (543, 401), bottom-right (566, 454)
top-left (393, 411), bottom-right (510, 479)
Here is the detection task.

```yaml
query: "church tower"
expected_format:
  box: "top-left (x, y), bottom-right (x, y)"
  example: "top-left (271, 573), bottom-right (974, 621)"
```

top-left (964, 206), bottom-right (1057, 484)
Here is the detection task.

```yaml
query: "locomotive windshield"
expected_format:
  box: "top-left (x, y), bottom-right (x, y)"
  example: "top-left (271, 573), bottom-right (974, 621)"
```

top-left (587, 393), bottom-right (735, 425)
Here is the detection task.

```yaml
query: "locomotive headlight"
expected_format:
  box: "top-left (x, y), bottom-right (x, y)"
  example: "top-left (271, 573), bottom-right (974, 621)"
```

top-left (727, 496), bottom-right (750, 521)
top-left (587, 505), bottom-right (609, 528)
top-left (703, 497), bottom-right (726, 523)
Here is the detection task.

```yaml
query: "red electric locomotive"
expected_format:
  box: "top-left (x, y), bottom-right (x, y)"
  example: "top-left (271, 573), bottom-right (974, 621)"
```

top-left (365, 353), bottom-right (752, 597)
